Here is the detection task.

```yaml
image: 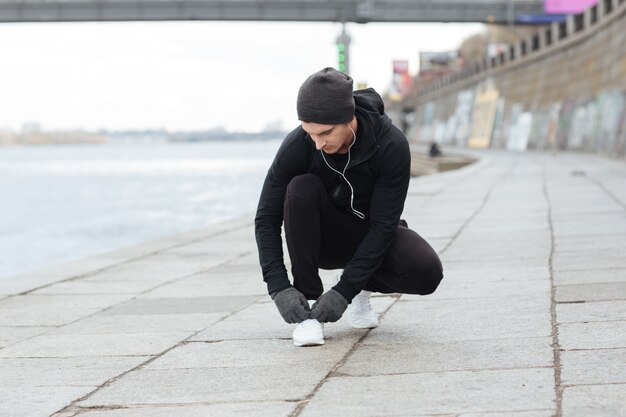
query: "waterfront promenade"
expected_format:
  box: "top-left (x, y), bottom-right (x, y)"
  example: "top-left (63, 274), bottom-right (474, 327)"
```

top-left (1, 149), bottom-right (625, 417)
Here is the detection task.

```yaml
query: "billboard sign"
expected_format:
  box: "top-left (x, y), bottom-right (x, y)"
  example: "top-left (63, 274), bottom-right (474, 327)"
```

top-left (393, 60), bottom-right (409, 74)
top-left (389, 60), bottom-right (413, 102)
top-left (544, 0), bottom-right (598, 14)
top-left (419, 51), bottom-right (461, 73)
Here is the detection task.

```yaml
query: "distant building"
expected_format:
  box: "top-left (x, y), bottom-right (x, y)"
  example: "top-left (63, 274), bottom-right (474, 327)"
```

top-left (0, 128), bottom-right (17, 146)
top-left (262, 120), bottom-right (284, 134)
top-left (21, 122), bottom-right (42, 135)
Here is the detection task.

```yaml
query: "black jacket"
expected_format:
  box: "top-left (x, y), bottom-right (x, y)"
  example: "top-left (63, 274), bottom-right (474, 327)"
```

top-left (254, 88), bottom-right (411, 301)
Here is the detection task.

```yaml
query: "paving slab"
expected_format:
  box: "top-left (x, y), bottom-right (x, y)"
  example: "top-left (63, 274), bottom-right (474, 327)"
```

top-left (466, 214), bottom-right (550, 228)
top-left (76, 258), bottom-right (216, 284)
top-left (0, 356), bottom-right (146, 386)
top-left (553, 268), bottom-right (626, 285)
top-left (29, 279), bottom-right (164, 295)
top-left (52, 312), bottom-right (226, 335)
top-left (145, 338), bottom-right (357, 370)
top-left (561, 384), bottom-right (626, 417)
top-left (552, 246), bottom-right (626, 261)
top-left (77, 366), bottom-right (325, 406)
top-left (0, 274), bottom-right (75, 296)
top-left (364, 296), bottom-right (552, 344)
top-left (550, 200), bottom-right (624, 218)
top-left (555, 282), bottom-right (626, 303)
top-left (558, 321), bottom-right (626, 350)
top-left (553, 234), bottom-right (626, 253)
top-left (556, 300), bottom-right (626, 323)
top-left (552, 219), bottom-right (626, 237)
top-left (72, 402), bottom-right (297, 417)
top-left (138, 270), bottom-right (268, 298)
top-left (153, 250), bottom-right (248, 268)
top-left (339, 336), bottom-right (553, 376)
top-left (298, 368), bottom-right (555, 417)
top-left (440, 256), bottom-right (549, 270)
top-left (467, 218), bottom-right (549, 233)
top-left (561, 348), bottom-right (626, 385)
top-left (0, 386), bottom-right (97, 417)
top-left (162, 240), bottom-right (256, 258)
top-left (438, 265), bottom-right (550, 283)
top-left (0, 326), bottom-right (52, 348)
top-left (189, 300), bottom-right (294, 341)
top-left (100, 295), bottom-right (260, 316)
top-left (441, 241), bottom-right (550, 262)
top-left (0, 331), bottom-right (192, 358)
top-left (552, 253), bottom-right (626, 271)
top-left (0, 294), bottom-right (132, 326)
top-left (222, 251), bottom-right (262, 266)
top-left (1, 255), bottom-right (127, 284)
top-left (401, 279), bottom-right (550, 301)
top-left (459, 412), bottom-right (554, 417)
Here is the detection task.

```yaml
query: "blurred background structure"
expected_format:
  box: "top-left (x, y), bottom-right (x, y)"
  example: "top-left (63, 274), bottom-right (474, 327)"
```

top-left (386, 0), bottom-right (626, 158)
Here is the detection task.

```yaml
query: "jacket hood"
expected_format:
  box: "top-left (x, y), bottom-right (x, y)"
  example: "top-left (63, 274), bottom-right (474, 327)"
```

top-left (354, 88), bottom-right (393, 139)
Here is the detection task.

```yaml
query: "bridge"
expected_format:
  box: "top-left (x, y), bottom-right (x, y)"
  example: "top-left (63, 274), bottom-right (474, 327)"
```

top-left (0, 0), bottom-right (545, 23)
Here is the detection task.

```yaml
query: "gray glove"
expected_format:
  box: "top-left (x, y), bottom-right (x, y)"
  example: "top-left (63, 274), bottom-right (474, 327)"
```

top-left (310, 289), bottom-right (348, 323)
top-left (271, 287), bottom-right (310, 323)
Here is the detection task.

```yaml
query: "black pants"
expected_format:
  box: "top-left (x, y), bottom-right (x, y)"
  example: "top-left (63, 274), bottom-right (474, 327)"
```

top-left (283, 174), bottom-right (444, 300)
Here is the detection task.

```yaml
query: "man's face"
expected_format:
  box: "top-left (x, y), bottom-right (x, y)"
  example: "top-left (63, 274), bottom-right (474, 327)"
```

top-left (301, 121), bottom-right (352, 154)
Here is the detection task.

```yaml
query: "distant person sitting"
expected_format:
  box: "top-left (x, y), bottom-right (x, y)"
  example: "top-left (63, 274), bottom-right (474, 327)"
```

top-left (255, 67), bottom-right (444, 346)
top-left (429, 141), bottom-right (442, 158)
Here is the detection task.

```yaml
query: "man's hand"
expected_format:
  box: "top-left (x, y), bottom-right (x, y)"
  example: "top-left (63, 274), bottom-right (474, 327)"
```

top-left (310, 289), bottom-right (348, 323)
top-left (272, 287), bottom-right (311, 323)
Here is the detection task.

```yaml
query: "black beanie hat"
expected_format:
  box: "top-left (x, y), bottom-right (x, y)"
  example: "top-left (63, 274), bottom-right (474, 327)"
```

top-left (297, 67), bottom-right (355, 125)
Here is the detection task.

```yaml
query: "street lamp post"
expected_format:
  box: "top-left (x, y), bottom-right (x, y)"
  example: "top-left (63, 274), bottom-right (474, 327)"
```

top-left (336, 24), bottom-right (351, 75)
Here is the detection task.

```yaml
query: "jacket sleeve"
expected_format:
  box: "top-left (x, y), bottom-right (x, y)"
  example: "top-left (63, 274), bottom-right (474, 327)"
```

top-left (333, 131), bottom-right (411, 301)
top-left (255, 133), bottom-right (307, 295)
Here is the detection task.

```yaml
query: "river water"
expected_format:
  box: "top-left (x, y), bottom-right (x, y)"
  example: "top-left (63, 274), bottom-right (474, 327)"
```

top-left (0, 139), bottom-right (282, 280)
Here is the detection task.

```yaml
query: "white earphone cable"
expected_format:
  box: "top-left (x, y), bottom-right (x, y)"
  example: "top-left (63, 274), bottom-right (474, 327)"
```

top-left (320, 125), bottom-right (365, 219)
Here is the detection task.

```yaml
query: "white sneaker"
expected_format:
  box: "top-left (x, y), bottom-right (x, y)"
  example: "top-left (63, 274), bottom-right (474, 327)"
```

top-left (347, 290), bottom-right (379, 329)
top-left (293, 300), bottom-right (325, 347)
top-left (334, 272), bottom-right (379, 329)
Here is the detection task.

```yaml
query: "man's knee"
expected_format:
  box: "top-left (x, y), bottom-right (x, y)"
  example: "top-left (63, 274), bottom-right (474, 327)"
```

top-left (392, 228), bottom-right (444, 295)
top-left (407, 251), bottom-right (443, 295)
top-left (423, 257), bottom-right (444, 294)
top-left (286, 174), bottom-right (325, 200)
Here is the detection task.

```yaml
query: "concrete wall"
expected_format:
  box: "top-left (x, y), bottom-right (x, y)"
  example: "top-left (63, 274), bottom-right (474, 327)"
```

top-left (405, 0), bottom-right (626, 157)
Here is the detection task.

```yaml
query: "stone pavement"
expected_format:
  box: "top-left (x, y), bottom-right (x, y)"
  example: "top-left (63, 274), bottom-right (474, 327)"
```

top-left (1, 150), bottom-right (625, 417)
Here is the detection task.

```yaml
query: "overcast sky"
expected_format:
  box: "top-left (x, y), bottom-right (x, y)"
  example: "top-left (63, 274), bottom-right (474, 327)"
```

top-left (0, 21), bottom-right (483, 132)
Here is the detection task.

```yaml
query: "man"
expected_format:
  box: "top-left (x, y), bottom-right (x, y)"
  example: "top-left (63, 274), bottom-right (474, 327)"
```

top-left (255, 67), bottom-right (443, 347)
